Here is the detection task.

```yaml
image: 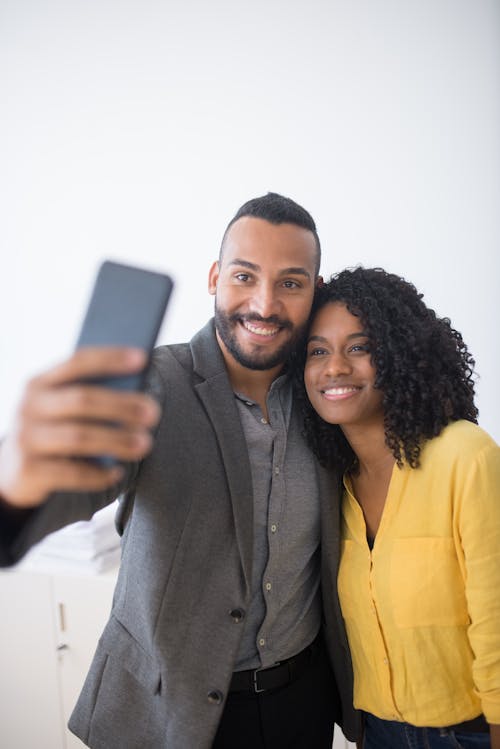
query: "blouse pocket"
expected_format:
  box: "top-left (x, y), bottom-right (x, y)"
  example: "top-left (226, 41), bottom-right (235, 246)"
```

top-left (389, 537), bottom-right (469, 628)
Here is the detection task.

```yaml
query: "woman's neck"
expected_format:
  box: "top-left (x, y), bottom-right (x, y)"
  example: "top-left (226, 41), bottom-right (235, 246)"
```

top-left (342, 422), bottom-right (393, 476)
top-left (342, 422), bottom-right (395, 539)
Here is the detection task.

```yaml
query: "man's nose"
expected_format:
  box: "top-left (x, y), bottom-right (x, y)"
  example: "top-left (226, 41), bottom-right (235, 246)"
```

top-left (249, 283), bottom-right (281, 319)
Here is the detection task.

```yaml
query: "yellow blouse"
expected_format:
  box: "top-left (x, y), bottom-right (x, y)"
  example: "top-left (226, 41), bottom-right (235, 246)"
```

top-left (338, 420), bottom-right (500, 726)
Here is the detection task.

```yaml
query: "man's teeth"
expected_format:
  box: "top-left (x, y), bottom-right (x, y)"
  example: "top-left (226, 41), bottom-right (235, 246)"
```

top-left (324, 386), bottom-right (359, 395)
top-left (244, 321), bottom-right (279, 337)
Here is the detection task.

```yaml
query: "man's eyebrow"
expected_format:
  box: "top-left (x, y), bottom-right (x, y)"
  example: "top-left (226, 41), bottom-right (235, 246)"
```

top-left (228, 259), bottom-right (311, 280)
top-left (279, 267), bottom-right (311, 280)
top-left (228, 259), bottom-right (260, 271)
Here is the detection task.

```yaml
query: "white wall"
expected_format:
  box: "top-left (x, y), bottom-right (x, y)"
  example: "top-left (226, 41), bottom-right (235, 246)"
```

top-left (1, 0), bottom-right (499, 441)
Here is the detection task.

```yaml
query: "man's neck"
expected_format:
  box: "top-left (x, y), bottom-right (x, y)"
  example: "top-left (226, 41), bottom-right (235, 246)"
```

top-left (217, 336), bottom-right (284, 418)
top-left (234, 371), bottom-right (284, 420)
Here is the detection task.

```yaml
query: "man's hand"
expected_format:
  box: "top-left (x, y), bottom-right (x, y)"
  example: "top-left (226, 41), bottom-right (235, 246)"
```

top-left (0, 347), bottom-right (161, 508)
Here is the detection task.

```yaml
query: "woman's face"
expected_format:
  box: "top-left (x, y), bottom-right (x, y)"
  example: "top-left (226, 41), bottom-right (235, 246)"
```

top-left (304, 301), bottom-right (384, 429)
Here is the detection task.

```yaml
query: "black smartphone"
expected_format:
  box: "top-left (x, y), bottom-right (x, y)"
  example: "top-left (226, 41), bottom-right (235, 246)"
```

top-left (75, 260), bottom-right (174, 465)
top-left (76, 260), bottom-right (174, 391)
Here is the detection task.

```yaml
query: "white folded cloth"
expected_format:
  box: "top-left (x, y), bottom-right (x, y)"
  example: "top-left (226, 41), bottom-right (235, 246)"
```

top-left (20, 501), bottom-right (121, 574)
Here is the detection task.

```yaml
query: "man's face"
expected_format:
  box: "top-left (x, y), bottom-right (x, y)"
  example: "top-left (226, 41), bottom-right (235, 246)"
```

top-left (208, 216), bottom-right (319, 371)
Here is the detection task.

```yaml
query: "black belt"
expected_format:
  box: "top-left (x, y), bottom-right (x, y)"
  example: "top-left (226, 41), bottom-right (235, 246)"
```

top-left (446, 714), bottom-right (489, 734)
top-left (229, 637), bottom-right (320, 694)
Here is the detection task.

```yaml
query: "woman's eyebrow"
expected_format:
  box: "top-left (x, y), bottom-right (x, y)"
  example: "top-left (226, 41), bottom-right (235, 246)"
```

top-left (307, 331), bottom-right (369, 343)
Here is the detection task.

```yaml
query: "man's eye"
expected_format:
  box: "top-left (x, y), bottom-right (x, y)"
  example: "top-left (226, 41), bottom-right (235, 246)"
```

top-left (235, 273), bottom-right (250, 282)
top-left (283, 280), bottom-right (300, 289)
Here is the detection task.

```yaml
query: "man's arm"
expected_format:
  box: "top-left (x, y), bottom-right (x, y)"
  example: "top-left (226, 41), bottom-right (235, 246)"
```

top-left (0, 346), bottom-right (160, 556)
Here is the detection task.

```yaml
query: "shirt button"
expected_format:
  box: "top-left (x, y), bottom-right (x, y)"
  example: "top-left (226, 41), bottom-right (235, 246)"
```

top-left (207, 690), bottom-right (223, 705)
top-left (383, 658), bottom-right (388, 664)
top-left (259, 638), bottom-right (266, 646)
top-left (274, 467), bottom-right (280, 475)
top-left (229, 608), bottom-right (245, 623)
top-left (270, 524), bottom-right (277, 533)
top-left (260, 417), bottom-right (268, 424)
top-left (265, 582), bottom-right (272, 591)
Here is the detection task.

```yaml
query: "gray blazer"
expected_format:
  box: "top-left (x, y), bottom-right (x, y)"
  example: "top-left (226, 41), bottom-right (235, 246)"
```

top-left (1, 320), bottom-right (359, 748)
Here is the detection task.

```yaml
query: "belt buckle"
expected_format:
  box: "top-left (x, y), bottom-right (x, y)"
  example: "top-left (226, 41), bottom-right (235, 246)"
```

top-left (252, 662), bottom-right (281, 693)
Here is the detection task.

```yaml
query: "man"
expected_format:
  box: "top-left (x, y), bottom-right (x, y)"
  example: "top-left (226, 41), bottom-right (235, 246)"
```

top-left (0, 193), bottom-right (358, 748)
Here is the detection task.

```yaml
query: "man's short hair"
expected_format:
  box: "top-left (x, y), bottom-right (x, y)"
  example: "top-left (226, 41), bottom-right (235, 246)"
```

top-left (220, 192), bottom-right (321, 276)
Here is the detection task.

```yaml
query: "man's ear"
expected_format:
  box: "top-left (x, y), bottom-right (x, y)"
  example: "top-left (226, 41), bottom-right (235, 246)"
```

top-left (315, 275), bottom-right (324, 288)
top-left (208, 261), bottom-right (220, 295)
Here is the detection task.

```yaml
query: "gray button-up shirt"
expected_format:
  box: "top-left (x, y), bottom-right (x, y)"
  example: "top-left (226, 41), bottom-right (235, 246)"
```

top-left (233, 374), bottom-right (321, 671)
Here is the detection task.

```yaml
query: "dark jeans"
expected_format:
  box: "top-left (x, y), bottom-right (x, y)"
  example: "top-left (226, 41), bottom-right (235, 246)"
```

top-left (364, 712), bottom-right (491, 749)
top-left (212, 638), bottom-right (339, 748)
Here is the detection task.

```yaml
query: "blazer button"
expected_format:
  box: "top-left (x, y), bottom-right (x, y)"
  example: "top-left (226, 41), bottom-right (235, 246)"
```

top-left (207, 690), bottom-right (223, 705)
top-left (229, 608), bottom-right (245, 623)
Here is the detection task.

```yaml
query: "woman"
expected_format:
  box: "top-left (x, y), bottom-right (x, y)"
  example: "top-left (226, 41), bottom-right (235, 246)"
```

top-left (299, 267), bottom-right (500, 748)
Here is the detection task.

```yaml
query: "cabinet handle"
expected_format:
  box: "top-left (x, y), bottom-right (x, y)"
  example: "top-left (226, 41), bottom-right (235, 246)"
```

top-left (56, 644), bottom-right (69, 651)
top-left (58, 602), bottom-right (66, 632)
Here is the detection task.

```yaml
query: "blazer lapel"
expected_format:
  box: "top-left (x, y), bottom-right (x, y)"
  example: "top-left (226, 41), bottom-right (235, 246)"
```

top-left (190, 321), bottom-right (254, 593)
top-left (318, 464), bottom-right (342, 550)
top-left (318, 463), bottom-right (350, 638)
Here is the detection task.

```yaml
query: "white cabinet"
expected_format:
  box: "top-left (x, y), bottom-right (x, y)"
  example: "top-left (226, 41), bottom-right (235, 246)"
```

top-left (0, 565), bottom-right (354, 749)
top-left (0, 565), bottom-right (117, 749)
top-left (54, 572), bottom-right (121, 749)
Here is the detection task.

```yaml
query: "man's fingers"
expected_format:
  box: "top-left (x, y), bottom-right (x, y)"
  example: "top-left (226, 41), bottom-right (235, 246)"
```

top-left (0, 444), bottom-right (127, 508)
top-left (37, 459), bottom-right (125, 493)
top-left (21, 422), bottom-right (153, 462)
top-left (0, 348), bottom-right (159, 508)
top-left (31, 347), bottom-right (148, 388)
top-left (26, 459), bottom-right (126, 503)
top-left (21, 384), bottom-right (161, 428)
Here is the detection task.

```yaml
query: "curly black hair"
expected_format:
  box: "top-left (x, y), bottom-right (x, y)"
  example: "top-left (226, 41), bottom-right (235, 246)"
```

top-left (295, 266), bottom-right (478, 473)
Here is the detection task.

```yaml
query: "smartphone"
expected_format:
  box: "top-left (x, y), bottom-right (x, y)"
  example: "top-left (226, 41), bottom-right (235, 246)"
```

top-left (75, 260), bottom-right (174, 465)
top-left (76, 260), bottom-right (174, 391)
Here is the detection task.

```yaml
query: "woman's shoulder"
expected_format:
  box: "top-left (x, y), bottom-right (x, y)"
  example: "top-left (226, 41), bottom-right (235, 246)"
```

top-left (441, 419), bottom-right (496, 441)
top-left (423, 420), bottom-right (499, 464)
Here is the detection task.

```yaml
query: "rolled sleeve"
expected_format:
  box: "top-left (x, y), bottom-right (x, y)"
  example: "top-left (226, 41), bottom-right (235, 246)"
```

top-left (457, 442), bottom-right (500, 723)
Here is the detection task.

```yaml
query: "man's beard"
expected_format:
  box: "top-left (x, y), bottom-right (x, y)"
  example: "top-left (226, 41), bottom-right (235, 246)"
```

top-left (214, 305), bottom-right (307, 371)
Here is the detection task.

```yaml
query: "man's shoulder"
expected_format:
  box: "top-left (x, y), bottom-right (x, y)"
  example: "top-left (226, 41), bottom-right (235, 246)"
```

top-left (147, 319), bottom-right (227, 394)
top-left (152, 341), bottom-right (193, 371)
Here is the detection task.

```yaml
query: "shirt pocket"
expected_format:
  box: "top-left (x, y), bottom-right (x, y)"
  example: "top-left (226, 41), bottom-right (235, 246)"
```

top-left (389, 537), bottom-right (469, 628)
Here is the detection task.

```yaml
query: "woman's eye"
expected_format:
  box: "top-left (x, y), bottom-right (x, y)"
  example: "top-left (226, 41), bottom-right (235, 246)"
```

top-left (308, 347), bottom-right (327, 357)
top-left (349, 343), bottom-right (370, 353)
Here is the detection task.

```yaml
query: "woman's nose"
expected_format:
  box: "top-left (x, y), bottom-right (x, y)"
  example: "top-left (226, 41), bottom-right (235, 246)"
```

top-left (322, 352), bottom-right (352, 377)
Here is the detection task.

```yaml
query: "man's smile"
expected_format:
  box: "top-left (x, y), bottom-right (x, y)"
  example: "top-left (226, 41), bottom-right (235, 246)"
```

top-left (241, 319), bottom-right (282, 339)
